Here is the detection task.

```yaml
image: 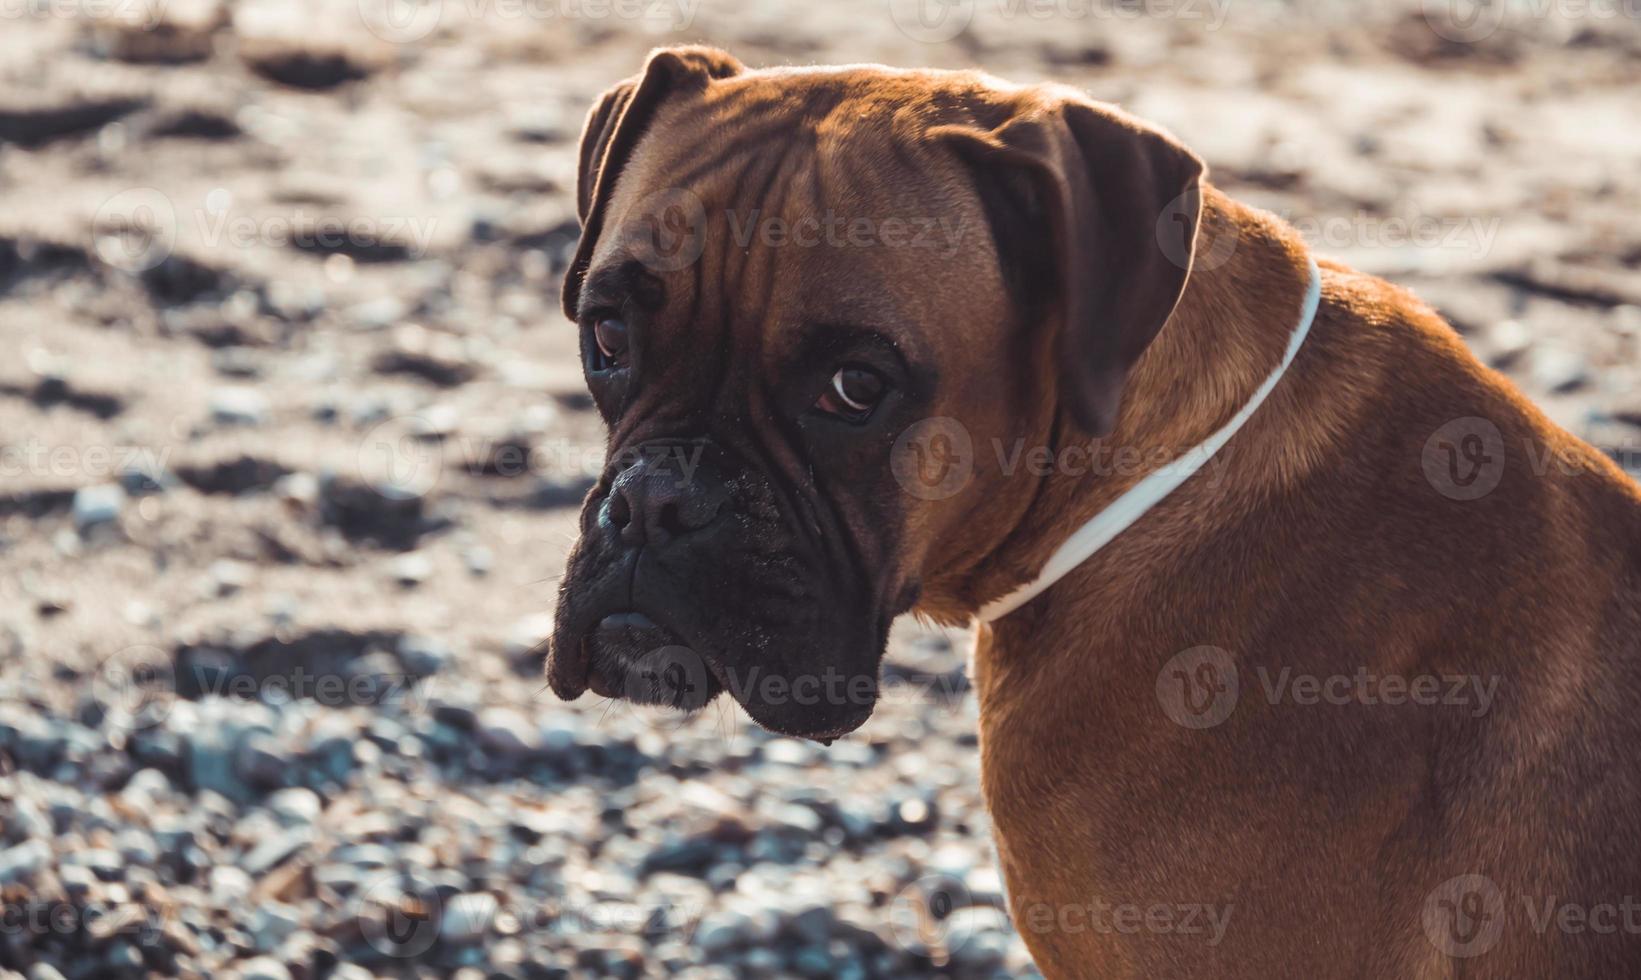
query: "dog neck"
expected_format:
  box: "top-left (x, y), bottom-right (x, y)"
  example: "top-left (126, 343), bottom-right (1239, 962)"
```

top-left (940, 186), bottom-right (1331, 624)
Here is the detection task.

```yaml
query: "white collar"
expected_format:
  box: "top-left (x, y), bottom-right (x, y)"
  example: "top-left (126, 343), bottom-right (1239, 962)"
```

top-left (978, 256), bottom-right (1323, 623)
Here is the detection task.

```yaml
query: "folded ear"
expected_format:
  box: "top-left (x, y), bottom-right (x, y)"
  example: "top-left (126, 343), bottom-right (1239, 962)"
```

top-left (561, 45), bottom-right (743, 319)
top-left (934, 90), bottom-right (1204, 436)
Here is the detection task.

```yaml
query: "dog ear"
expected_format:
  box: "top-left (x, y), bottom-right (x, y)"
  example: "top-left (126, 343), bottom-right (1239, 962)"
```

top-left (561, 45), bottom-right (743, 319)
top-left (934, 91), bottom-right (1204, 436)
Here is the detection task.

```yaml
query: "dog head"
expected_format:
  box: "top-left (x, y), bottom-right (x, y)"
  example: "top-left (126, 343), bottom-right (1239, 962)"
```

top-left (545, 46), bottom-right (1203, 740)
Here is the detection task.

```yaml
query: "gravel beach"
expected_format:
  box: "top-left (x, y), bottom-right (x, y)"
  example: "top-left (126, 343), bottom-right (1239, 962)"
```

top-left (2, 1), bottom-right (1639, 977)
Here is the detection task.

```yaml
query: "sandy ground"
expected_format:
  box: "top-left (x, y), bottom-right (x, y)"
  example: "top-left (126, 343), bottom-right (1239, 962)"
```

top-left (1, 1), bottom-right (1639, 978)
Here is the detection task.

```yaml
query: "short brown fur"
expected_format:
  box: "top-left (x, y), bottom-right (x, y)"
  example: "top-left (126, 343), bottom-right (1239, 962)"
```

top-left (558, 47), bottom-right (1641, 978)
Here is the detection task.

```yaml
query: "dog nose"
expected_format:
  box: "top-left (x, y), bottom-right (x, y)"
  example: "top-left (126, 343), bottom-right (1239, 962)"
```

top-left (604, 458), bottom-right (724, 546)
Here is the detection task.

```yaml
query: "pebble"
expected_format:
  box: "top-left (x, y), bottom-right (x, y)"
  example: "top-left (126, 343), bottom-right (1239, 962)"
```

top-left (241, 827), bottom-right (311, 876)
top-left (185, 708), bottom-right (274, 803)
top-left (234, 956), bottom-right (293, 980)
top-left (1485, 319), bottom-right (1532, 367)
top-left (210, 386), bottom-right (271, 426)
top-left (347, 296), bottom-right (408, 331)
top-left (72, 483), bottom-right (126, 531)
top-left (1530, 345), bottom-right (1589, 393)
top-left (475, 707), bottom-right (536, 756)
top-left (397, 634), bottom-right (452, 675)
top-left (210, 865), bottom-right (255, 904)
top-left (250, 901), bottom-right (303, 951)
top-left (267, 787), bottom-right (323, 825)
top-left (440, 892), bottom-right (500, 944)
top-left (390, 551), bottom-right (434, 587)
top-left (0, 839), bottom-right (50, 884)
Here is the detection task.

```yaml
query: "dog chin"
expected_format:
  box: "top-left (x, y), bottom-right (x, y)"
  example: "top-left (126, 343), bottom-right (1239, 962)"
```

top-left (549, 607), bottom-right (882, 743)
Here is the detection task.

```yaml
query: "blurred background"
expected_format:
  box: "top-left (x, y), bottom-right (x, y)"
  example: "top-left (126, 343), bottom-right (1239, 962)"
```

top-left (1, 1), bottom-right (1638, 978)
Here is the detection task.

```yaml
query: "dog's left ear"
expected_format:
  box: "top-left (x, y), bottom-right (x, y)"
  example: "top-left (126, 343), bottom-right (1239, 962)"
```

top-left (934, 89), bottom-right (1204, 436)
top-left (561, 45), bottom-right (743, 318)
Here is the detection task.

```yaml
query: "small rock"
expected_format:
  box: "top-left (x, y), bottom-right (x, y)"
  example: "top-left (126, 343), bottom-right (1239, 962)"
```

top-left (889, 795), bottom-right (939, 835)
top-left (390, 552), bottom-right (434, 588)
top-left (0, 839), bottom-right (50, 885)
top-left (347, 296), bottom-right (407, 331)
top-left (1485, 319), bottom-right (1531, 367)
top-left (695, 909), bottom-right (756, 955)
top-left (234, 956), bottom-right (292, 980)
top-left (641, 836), bottom-right (721, 877)
top-left (207, 558), bottom-right (254, 597)
top-left (505, 614), bottom-right (554, 671)
top-left (239, 732), bottom-right (294, 788)
top-left (66, 848), bottom-right (124, 881)
top-left (241, 827), bottom-right (311, 876)
top-left (267, 787), bottom-right (322, 825)
top-left (762, 739), bottom-right (814, 767)
top-left (475, 707), bottom-right (535, 756)
top-left (396, 634), bottom-right (452, 676)
top-left (210, 865), bottom-right (255, 903)
top-left (372, 325), bottom-right (475, 386)
top-left (1530, 346), bottom-right (1589, 393)
top-left (212, 346), bottom-right (263, 377)
top-left (331, 843), bottom-right (396, 869)
top-left (210, 386), bottom-right (271, 426)
top-left (945, 906), bottom-right (1013, 968)
top-left (73, 483), bottom-right (126, 531)
top-left (462, 546), bottom-right (493, 577)
top-left (440, 892), bottom-right (499, 944)
top-left (249, 901), bottom-right (303, 952)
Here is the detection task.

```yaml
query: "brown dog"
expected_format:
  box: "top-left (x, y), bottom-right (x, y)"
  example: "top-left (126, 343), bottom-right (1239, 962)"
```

top-left (546, 46), bottom-right (1641, 977)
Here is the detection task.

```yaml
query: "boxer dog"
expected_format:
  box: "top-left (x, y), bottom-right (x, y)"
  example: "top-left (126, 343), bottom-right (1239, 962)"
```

top-left (546, 46), bottom-right (1641, 978)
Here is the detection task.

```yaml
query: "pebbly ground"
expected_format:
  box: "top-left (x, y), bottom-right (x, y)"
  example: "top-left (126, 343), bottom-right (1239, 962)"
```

top-left (2, 1), bottom-right (1639, 978)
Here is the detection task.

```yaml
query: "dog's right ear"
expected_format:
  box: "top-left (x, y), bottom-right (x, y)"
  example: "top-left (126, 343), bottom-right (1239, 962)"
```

top-left (561, 46), bottom-right (742, 319)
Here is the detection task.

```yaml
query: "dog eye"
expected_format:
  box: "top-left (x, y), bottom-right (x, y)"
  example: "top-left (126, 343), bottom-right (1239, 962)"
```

top-left (815, 366), bottom-right (887, 422)
top-left (591, 318), bottom-right (629, 370)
